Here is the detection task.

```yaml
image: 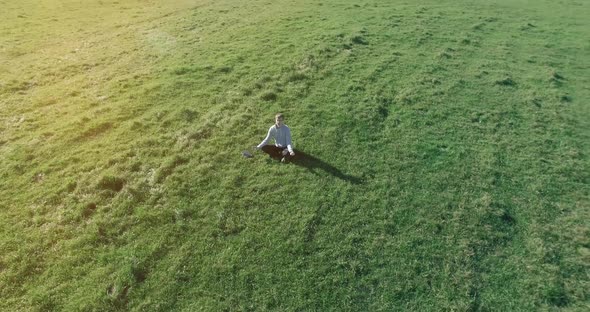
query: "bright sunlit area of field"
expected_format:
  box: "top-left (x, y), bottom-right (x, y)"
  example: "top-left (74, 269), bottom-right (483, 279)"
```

top-left (1, 0), bottom-right (589, 310)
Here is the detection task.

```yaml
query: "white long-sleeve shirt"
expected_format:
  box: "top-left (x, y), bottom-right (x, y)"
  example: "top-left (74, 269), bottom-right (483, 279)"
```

top-left (257, 124), bottom-right (293, 153)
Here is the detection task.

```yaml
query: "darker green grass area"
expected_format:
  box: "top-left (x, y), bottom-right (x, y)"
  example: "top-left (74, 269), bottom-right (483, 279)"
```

top-left (1, 0), bottom-right (589, 311)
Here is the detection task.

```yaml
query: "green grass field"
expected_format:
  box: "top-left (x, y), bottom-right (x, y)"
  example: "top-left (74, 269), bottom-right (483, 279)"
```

top-left (1, 0), bottom-right (589, 310)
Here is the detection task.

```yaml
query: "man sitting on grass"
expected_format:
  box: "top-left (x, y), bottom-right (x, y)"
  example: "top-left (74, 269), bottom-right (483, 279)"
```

top-left (256, 113), bottom-right (295, 163)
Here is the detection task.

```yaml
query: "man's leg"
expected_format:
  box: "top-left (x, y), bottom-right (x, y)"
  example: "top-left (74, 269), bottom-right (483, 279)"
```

top-left (280, 148), bottom-right (291, 163)
top-left (261, 145), bottom-right (283, 159)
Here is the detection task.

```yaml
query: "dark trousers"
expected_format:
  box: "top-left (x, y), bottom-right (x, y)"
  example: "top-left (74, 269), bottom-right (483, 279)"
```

top-left (261, 145), bottom-right (291, 160)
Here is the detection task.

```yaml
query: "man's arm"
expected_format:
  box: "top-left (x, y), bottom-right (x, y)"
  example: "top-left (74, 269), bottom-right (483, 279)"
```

top-left (286, 127), bottom-right (294, 155)
top-left (256, 126), bottom-right (274, 149)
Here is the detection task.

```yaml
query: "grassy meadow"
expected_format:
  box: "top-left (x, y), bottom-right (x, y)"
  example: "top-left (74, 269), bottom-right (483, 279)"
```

top-left (1, 0), bottom-right (589, 310)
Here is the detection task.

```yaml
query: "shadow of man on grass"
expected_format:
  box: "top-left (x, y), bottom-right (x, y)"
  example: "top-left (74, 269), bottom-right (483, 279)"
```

top-left (260, 146), bottom-right (363, 185)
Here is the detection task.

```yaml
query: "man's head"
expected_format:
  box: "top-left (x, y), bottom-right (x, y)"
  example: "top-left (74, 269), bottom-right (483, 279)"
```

top-left (275, 113), bottom-right (285, 127)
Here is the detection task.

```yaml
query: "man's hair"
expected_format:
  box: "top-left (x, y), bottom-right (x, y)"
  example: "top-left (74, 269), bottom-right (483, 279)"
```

top-left (275, 113), bottom-right (284, 119)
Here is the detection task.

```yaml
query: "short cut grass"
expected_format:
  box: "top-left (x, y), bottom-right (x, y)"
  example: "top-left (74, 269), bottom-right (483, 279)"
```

top-left (0, 0), bottom-right (588, 311)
